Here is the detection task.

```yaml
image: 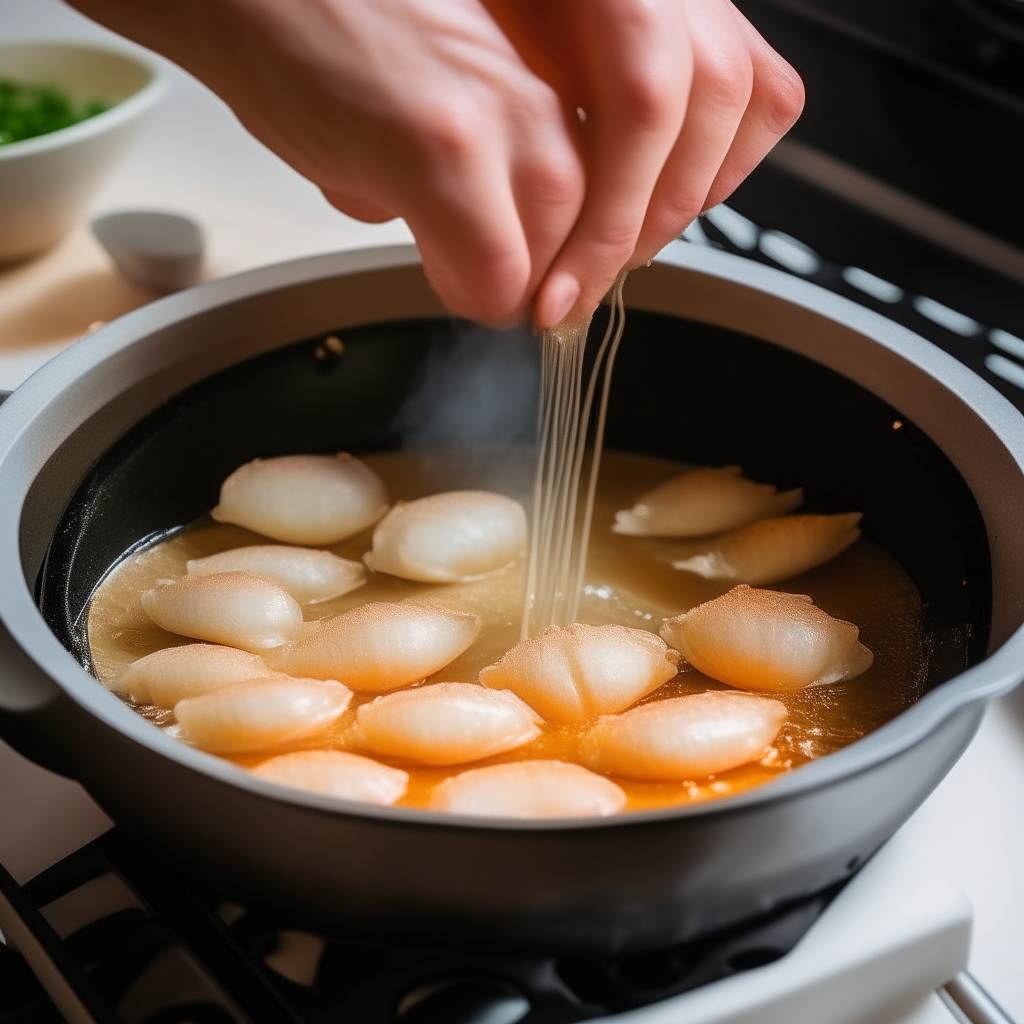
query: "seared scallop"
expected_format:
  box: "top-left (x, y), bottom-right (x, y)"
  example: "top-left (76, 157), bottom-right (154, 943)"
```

top-left (113, 644), bottom-right (271, 707)
top-left (356, 683), bottom-right (541, 765)
top-left (661, 585), bottom-right (873, 692)
top-left (430, 760), bottom-right (626, 818)
top-left (672, 513), bottom-right (862, 585)
top-left (187, 545), bottom-right (366, 604)
top-left (581, 691), bottom-right (787, 780)
top-left (141, 572), bottom-right (307, 651)
top-left (175, 677), bottom-right (351, 754)
top-left (212, 454), bottom-right (388, 545)
top-left (612, 466), bottom-right (802, 537)
top-left (270, 601), bottom-right (482, 690)
top-left (251, 750), bottom-right (408, 805)
top-left (364, 491), bottom-right (527, 583)
top-left (479, 623), bottom-right (678, 724)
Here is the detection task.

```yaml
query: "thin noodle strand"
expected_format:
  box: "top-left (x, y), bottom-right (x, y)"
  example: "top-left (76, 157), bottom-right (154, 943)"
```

top-left (522, 272), bottom-right (629, 636)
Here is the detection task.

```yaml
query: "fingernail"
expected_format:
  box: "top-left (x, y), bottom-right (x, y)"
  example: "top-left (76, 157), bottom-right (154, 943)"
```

top-left (536, 272), bottom-right (581, 330)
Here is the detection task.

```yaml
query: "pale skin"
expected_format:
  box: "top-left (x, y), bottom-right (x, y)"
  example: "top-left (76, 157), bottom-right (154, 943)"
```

top-left (69, 0), bottom-right (804, 328)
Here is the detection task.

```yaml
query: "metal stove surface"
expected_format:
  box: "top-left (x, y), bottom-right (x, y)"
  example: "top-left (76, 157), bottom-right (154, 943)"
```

top-left (0, 818), bottom-right (972, 1024)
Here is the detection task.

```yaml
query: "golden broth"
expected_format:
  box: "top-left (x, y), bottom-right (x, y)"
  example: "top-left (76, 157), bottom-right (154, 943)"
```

top-left (87, 450), bottom-right (926, 814)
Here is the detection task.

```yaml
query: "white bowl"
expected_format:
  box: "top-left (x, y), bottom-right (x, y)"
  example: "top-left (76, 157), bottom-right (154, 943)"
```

top-left (0, 41), bottom-right (166, 263)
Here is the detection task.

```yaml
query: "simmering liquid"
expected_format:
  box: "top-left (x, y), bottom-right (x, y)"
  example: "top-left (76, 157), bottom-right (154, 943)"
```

top-left (87, 450), bottom-right (926, 813)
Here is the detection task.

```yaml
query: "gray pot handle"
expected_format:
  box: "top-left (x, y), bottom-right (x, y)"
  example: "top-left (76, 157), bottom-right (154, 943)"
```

top-left (0, 386), bottom-right (71, 772)
top-left (0, 615), bottom-right (63, 716)
top-left (0, 612), bottom-right (69, 774)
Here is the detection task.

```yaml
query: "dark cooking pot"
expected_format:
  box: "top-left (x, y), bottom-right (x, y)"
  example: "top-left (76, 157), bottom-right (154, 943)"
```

top-left (1, 242), bottom-right (1022, 956)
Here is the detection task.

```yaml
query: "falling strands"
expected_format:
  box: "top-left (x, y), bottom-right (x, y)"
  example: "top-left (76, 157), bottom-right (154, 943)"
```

top-left (522, 271), bottom-right (629, 637)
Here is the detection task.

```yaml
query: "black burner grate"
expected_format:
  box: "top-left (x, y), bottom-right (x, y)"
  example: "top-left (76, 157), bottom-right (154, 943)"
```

top-left (714, 161), bottom-right (1024, 416)
top-left (0, 829), bottom-right (843, 1024)
top-left (0, 940), bottom-right (64, 1024)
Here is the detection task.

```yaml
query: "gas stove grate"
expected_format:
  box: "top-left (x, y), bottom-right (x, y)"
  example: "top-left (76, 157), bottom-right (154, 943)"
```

top-left (707, 161), bottom-right (1024, 417)
top-left (0, 829), bottom-right (843, 1024)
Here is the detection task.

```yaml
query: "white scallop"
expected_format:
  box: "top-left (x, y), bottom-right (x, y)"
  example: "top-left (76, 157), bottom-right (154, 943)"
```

top-left (672, 513), bottom-right (862, 585)
top-left (612, 466), bottom-right (802, 537)
top-left (356, 683), bottom-right (542, 765)
top-left (187, 546), bottom-right (366, 604)
top-left (660, 585), bottom-right (873, 693)
top-left (175, 677), bottom-right (352, 754)
top-left (141, 572), bottom-right (307, 652)
top-left (430, 761), bottom-right (626, 818)
top-left (212, 454), bottom-right (388, 545)
top-left (270, 601), bottom-right (482, 691)
top-left (251, 750), bottom-right (408, 805)
top-left (479, 623), bottom-right (678, 724)
top-left (581, 691), bottom-right (787, 781)
top-left (113, 644), bottom-right (271, 707)
top-left (364, 491), bottom-right (527, 583)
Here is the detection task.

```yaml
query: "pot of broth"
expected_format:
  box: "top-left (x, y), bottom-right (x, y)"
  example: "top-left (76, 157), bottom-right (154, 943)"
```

top-left (0, 241), bottom-right (1021, 955)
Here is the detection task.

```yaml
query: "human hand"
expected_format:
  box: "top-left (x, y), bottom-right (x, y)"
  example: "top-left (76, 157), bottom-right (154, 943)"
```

top-left (70, 0), bottom-right (586, 326)
top-left (488, 0), bottom-right (805, 326)
top-left (69, 0), bottom-right (802, 329)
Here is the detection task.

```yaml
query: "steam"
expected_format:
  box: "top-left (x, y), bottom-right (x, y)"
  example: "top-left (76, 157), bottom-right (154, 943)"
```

top-left (391, 323), bottom-right (539, 499)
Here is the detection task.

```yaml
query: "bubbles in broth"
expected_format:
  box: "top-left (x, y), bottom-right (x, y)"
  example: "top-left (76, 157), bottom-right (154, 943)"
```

top-left (87, 448), bottom-right (927, 816)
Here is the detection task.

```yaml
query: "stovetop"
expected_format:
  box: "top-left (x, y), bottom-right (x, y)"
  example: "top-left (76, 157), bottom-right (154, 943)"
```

top-left (737, 0), bottom-right (1024, 255)
top-left (690, 161), bottom-right (1024, 418)
top-left (0, 821), bottom-right (974, 1024)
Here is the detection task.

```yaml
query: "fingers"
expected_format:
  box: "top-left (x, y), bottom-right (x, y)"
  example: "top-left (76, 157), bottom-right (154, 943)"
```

top-left (507, 93), bottom-right (588, 314)
top-left (332, 171), bottom-right (542, 328)
top-left (534, 0), bottom-right (804, 324)
top-left (701, 6), bottom-right (804, 211)
top-left (392, 76), bottom-right (584, 326)
top-left (322, 190), bottom-right (397, 223)
top-left (323, 0), bottom-right (585, 328)
top-left (401, 133), bottom-right (535, 327)
top-left (378, 0), bottom-right (800, 327)
top-left (534, 0), bottom-right (693, 328)
top-left (630, 0), bottom-right (753, 266)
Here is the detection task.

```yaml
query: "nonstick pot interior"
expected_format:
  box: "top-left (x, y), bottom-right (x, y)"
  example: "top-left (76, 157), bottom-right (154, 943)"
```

top-left (39, 309), bottom-right (990, 691)
top-left (3, 245), bottom-right (1022, 954)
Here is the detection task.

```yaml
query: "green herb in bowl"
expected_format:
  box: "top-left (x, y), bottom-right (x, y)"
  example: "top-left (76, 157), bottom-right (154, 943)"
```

top-left (0, 77), bottom-right (110, 146)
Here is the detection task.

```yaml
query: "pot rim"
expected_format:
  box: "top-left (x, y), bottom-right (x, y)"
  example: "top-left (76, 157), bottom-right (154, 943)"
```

top-left (1, 240), bottom-right (1022, 832)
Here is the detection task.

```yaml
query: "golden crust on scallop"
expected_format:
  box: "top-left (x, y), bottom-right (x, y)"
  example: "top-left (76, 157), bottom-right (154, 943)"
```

top-left (660, 585), bottom-right (873, 693)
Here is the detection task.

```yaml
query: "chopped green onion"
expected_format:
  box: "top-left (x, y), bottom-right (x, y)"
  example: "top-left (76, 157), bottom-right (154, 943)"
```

top-left (0, 77), bottom-right (111, 146)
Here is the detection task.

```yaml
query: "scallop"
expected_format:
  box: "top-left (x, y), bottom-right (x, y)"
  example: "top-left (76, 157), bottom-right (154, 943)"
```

top-left (141, 572), bottom-right (307, 652)
top-left (113, 644), bottom-right (271, 706)
top-left (187, 546), bottom-right (366, 604)
top-left (175, 677), bottom-right (352, 754)
top-left (581, 691), bottom-right (787, 781)
top-left (270, 601), bottom-right (482, 690)
top-left (660, 585), bottom-right (873, 693)
top-left (364, 491), bottom-right (527, 583)
top-left (430, 760), bottom-right (626, 818)
top-left (356, 683), bottom-right (541, 765)
top-left (479, 623), bottom-right (679, 724)
top-left (251, 750), bottom-right (408, 805)
top-left (612, 466), bottom-right (802, 537)
top-left (672, 513), bottom-right (862, 585)
top-left (211, 454), bottom-right (388, 545)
